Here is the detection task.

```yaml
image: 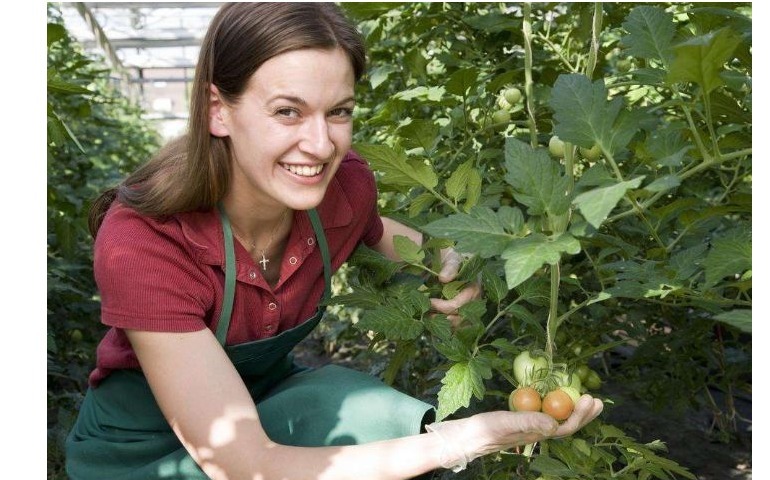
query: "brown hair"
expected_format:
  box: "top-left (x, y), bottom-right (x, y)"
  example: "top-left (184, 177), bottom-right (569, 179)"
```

top-left (89, 2), bottom-right (366, 236)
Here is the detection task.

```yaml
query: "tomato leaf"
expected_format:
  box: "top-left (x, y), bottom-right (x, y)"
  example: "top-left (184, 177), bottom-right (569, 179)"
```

top-left (501, 233), bottom-right (581, 289)
top-left (445, 67), bottom-right (479, 97)
top-left (445, 160), bottom-right (475, 203)
top-left (530, 455), bottom-right (573, 476)
top-left (354, 144), bottom-right (438, 190)
top-left (574, 176), bottom-right (644, 228)
top-left (393, 235), bottom-right (424, 265)
top-left (355, 306), bottom-right (424, 340)
top-left (435, 362), bottom-right (475, 420)
top-left (713, 309), bottom-right (751, 334)
top-left (703, 227), bottom-right (751, 288)
top-left (504, 137), bottom-right (572, 216)
top-left (398, 119), bottom-right (439, 154)
top-left (620, 6), bottom-right (675, 64)
top-left (423, 206), bottom-right (522, 258)
top-left (667, 28), bottom-right (742, 94)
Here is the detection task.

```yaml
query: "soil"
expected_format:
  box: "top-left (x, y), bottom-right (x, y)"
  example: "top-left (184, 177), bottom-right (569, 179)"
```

top-left (293, 335), bottom-right (753, 479)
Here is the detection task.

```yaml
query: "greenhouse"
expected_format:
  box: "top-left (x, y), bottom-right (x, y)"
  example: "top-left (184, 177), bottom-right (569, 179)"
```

top-left (48, 3), bottom-right (752, 479)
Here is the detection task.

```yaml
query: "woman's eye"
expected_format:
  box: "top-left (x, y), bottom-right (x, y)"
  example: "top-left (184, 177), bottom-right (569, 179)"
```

top-left (275, 108), bottom-right (299, 118)
top-left (330, 107), bottom-right (354, 118)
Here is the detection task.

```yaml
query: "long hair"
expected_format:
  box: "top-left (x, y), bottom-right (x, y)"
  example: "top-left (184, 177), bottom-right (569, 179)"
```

top-left (88, 3), bottom-right (366, 236)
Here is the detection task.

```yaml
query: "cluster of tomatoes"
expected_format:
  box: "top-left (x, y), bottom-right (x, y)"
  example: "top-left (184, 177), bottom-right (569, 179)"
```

top-left (489, 86), bottom-right (523, 127)
top-left (508, 351), bottom-right (602, 421)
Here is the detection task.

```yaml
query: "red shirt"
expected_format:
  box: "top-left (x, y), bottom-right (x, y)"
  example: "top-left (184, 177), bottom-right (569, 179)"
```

top-left (88, 152), bottom-right (383, 387)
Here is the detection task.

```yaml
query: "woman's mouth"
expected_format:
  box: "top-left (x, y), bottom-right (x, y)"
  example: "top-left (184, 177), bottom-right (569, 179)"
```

top-left (281, 163), bottom-right (325, 177)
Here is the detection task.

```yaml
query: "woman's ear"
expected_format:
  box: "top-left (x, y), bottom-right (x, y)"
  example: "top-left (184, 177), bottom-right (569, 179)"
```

top-left (209, 84), bottom-right (229, 137)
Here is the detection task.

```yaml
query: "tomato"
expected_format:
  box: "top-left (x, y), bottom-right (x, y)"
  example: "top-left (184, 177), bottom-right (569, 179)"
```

top-left (509, 386), bottom-right (542, 412)
top-left (576, 364), bottom-right (591, 383)
top-left (559, 386), bottom-right (581, 404)
top-left (503, 87), bottom-right (522, 105)
top-left (497, 96), bottom-right (513, 110)
top-left (513, 351), bottom-right (549, 385)
top-left (492, 109), bottom-right (511, 125)
top-left (584, 369), bottom-right (602, 390)
top-left (70, 329), bottom-right (83, 342)
top-left (541, 389), bottom-right (574, 421)
top-left (554, 370), bottom-right (582, 391)
top-left (548, 136), bottom-right (565, 157)
top-left (579, 144), bottom-right (602, 160)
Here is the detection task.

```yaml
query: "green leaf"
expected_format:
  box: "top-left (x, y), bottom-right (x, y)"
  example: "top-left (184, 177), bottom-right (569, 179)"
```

top-left (408, 192), bottom-right (436, 218)
top-left (369, 65), bottom-right (399, 89)
top-left (423, 206), bottom-right (517, 258)
top-left (445, 67), bottom-right (479, 97)
top-left (354, 144), bottom-right (438, 189)
top-left (530, 455), bottom-right (573, 476)
top-left (424, 315), bottom-right (453, 341)
top-left (393, 235), bottom-right (424, 265)
top-left (620, 6), bottom-right (676, 64)
top-left (341, 2), bottom-right (402, 20)
top-left (436, 359), bottom-right (490, 420)
top-left (463, 13), bottom-right (518, 33)
top-left (464, 168), bottom-right (482, 212)
top-left (393, 86), bottom-right (444, 102)
top-left (501, 233), bottom-right (581, 289)
top-left (574, 176), bottom-right (644, 228)
top-left (703, 227), bottom-right (751, 287)
top-left (644, 175), bottom-right (680, 193)
top-left (445, 160), bottom-right (474, 203)
top-left (48, 23), bottom-right (67, 47)
top-left (356, 306), bottom-right (424, 340)
top-left (504, 137), bottom-right (571, 216)
top-left (399, 119), bottom-right (439, 153)
top-left (714, 310), bottom-right (751, 334)
top-left (668, 28), bottom-right (742, 94)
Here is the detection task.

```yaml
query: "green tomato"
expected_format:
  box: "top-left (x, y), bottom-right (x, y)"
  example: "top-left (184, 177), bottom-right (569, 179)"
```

top-left (579, 144), bottom-right (602, 160)
top-left (492, 109), bottom-right (511, 125)
top-left (70, 329), bottom-right (83, 342)
top-left (576, 364), bottom-right (591, 383)
top-left (503, 87), bottom-right (522, 105)
top-left (585, 369), bottom-right (602, 390)
top-left (548, 135), bottom-right (565, 157)
top-left (513, 351), bottom-right (549, 385)
top-left (554, 370), bottom-right (582, 391)
top-left (560, 385), bottom-right (581, 404)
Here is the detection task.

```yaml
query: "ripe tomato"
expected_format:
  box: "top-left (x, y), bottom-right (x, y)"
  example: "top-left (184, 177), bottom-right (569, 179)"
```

top-left (541, 389), bottom-right (574, 421)
top-left (509, 386), bottom-right (542, 412)
top-left (548, 136), bottom-right (565, 157)
top-left (513, 351), bottom-right (549, 385)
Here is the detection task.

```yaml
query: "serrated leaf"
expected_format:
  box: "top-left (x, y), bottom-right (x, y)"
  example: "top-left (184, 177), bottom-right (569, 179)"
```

top-left (423, 207), bottom-right (516, 258)
top-left (369, 65), bottom-right (399, 89)
top-left (424, 315), bottom-right (453, 341)
top-left (356, 306), bottom-right (424, 340)
top-left (668, 28), bottom-right (742, 94)
top-left (445, 160), bottom-right (475, 202)
top-left (645, 129), bottom-right (693, 167)
top-left (394, 235), bottom-right (424, 265)
top-left (644, 175), bottom-right (680, 193)
top-left (620, 6), bottom-right (676, 64)
top-left (393, 86), bottom-right (444, 102)
top-left (399, 119), bottom-right (439, 153)
top-left (482, 265), bottom-right (509, 304)
top-left (48, 23), bottom-right (67, 47)
top-left (713, 309), bottom-right (751, 334)
top-left (501, 233), bottom-right (581, 289)
top-left (530, 456), bottom-right (573, 476)
top-left (355, 144), bottom-right (438, 189)
top-left (445, 67), bottom-right (479, 97)
top-left (408, 192), bottom-right (436, 217)
top-left (464, 168), bottom-right (482, 211)
top-left (504, 137), bottom-right (572, 216)
top-left (704, 227), bottom-right (751, 287)
top-left (458, 299), bottom-right (487, 322)
top-left (436, 359), bottom-right (489, 420)
top-left (574, 176), bottom-right (645, 228)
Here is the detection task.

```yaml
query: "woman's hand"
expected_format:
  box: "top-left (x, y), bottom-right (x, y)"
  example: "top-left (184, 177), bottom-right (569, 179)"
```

top-left (426, 394), bottom-right (604, 471)
top-left (429, 247), bottom-right (482, 326)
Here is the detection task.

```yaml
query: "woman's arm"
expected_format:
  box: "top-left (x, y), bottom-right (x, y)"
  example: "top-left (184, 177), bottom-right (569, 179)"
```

top-left (126, 328), bottom-right (446, 480)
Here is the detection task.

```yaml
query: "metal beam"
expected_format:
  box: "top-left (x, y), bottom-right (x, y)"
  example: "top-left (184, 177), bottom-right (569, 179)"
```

top-left (82, 37), bottom-right (202, 49)
top-left (83, 2), bottom-right (222, 9)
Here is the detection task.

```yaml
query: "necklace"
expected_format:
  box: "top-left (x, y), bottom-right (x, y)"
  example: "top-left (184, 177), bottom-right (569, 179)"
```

top-left (232, 209), bottom-right (289, 271)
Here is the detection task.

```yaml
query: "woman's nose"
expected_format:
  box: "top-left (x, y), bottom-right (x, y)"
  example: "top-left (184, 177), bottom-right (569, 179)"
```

top-left (299, 116), bottom-right (335, 160)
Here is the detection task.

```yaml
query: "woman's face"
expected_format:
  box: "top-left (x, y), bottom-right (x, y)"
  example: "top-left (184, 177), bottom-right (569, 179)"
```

top-left (213, 48), bottom-right (356, 211)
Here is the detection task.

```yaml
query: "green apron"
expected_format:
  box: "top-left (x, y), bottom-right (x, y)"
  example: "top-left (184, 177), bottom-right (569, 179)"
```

top-left (66, 208), bottom-right (435, 479)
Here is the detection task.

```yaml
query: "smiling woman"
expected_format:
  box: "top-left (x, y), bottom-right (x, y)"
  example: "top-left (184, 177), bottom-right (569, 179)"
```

top-left (64, 3), bottom-right (601, 480)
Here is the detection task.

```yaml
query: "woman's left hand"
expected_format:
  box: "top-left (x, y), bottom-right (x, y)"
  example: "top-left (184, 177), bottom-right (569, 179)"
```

top-left (429, 248), bottom-right (482, 326)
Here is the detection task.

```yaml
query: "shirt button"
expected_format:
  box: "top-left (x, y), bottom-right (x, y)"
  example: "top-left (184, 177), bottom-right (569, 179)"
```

top-left (248, 270), bottom-right (257, 280)
top-left (267, 302), bottom-right (277, 311)
top-left (307, 237), bottom-right (315, 246)
top-left (289, 256), bottom-right (298, 265)
top-left (264, 324), bottom-right (274, 332)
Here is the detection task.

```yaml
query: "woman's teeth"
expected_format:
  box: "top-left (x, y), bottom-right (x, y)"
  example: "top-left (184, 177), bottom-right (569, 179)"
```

top-left (282, 164), bottom-right (324, 177)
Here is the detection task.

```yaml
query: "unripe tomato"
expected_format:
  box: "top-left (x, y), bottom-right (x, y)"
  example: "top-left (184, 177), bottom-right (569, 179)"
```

top-left (509, 386), bottom-right (542, 412)
top-left (503, 87), bottom-right (522, 105)
top-left (542, 389), bottom-right (574, 421)
top-left (513, 351), bottom-right (549, 385)
top-left (576, 364), bottom-right (591, 383)
top-left (492, 109), bottom-right (511, 125)
top-left (497, 96), bottom-right (513, 110)
top-left (548, 136), bottom-right (565, 157)
top-left (70, 329), bottom-right (83, 342)
top-left (554, 370), bottom-right (582, 391)
top-left (559, 386), bottom-right (581, 404)
top-left (579, 144), bottom-right (602, 160)
top-left (584, 369), bottom-right (602, 390)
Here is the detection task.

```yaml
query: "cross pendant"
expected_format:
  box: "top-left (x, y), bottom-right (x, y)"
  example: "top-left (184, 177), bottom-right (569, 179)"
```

top-left (258, 252), bottom-right (269, 271)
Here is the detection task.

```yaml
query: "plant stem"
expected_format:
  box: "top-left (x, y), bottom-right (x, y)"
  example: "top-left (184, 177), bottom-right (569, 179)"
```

top-left (522, 3), bottom-right (538, 147)
top-left (585, 3), bottom-right (602, 79)
top-left (546, 263), bottom-right (560, 363)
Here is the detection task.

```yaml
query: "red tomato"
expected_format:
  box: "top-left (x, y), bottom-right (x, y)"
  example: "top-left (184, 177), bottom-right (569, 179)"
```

top-left (509, 387), bottom-right (542, 412)
top-left (542, 389), bottom-right (574, 421)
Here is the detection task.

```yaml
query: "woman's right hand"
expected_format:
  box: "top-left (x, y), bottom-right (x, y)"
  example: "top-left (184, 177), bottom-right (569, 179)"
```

top-left (425, 394), bottom-right (604, 471)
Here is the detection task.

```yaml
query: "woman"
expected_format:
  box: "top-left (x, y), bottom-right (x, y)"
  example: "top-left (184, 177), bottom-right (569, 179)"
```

top-left (66, 3), bottom-right (603, 479)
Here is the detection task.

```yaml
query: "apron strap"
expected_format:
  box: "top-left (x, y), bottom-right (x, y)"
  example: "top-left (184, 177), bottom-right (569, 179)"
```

top-left (215, 205), bottom-right (331, 346)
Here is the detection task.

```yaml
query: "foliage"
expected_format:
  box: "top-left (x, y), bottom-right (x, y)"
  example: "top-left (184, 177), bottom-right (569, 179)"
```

top-left (47, 4), bottom-right (160, 477)
top-left (337, 2), bottom-right (751, 478)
